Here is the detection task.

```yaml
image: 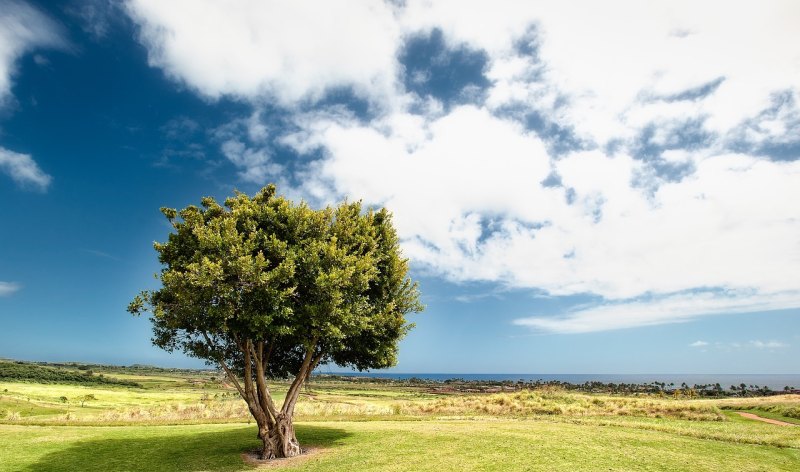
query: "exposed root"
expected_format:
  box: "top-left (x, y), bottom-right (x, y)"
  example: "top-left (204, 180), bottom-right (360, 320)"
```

top-left (241, 447), bottom-right (325, 468)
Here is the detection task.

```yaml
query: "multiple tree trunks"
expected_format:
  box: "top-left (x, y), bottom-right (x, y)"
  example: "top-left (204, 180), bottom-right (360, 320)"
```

top-left (130, 187), bottom-right (422, 461)
top-left (218, 336), bottom-right (321, 459)
top-left (263, 414), bottom-right (301, 459)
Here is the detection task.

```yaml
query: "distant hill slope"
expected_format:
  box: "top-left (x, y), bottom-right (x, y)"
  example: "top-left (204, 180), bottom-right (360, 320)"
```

top-left (0, 360), bottom-right (141, 387)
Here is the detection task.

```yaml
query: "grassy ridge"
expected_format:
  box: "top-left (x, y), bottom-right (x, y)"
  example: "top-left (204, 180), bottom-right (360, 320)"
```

top-left (0, 361), bottom-right (140, 387)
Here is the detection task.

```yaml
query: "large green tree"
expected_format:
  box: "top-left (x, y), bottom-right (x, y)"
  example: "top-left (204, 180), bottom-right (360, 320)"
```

top-left (129, 185), bottom-right (422, 459)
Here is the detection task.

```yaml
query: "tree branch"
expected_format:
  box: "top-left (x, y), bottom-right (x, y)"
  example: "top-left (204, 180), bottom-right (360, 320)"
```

top-left (250, 340), bottom-right (278, 422)
top-left (243, 339), bottom-right (256, 406)
top-left (282, 337), bottom-right (319, 415)
top-left (201, 331), bottom-right (246, 400)
top-left (263, 338), bottom-right (274, 371)
top-left (307, 352), bottom-right (325, 382)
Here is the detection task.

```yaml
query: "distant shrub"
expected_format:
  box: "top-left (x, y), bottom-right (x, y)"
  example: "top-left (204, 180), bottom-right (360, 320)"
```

top-left (0, 361), bottom-right (140, 387)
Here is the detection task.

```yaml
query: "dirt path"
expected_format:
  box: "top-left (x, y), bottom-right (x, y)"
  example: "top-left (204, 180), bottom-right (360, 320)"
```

top-left (736, 412), bottom-right (798, 426)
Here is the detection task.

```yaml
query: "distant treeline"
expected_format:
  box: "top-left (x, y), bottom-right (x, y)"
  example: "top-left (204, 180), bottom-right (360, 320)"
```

top-left (0, 361), bottom-right (141, 387)
top-left (312, 374), bottom-right (799, 397)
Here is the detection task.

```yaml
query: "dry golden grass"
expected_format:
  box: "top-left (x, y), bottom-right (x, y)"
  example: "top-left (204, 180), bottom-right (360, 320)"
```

top-left (396, 388), bottom-right (725, 421)
top-left (715, 394), bottom-right (800, 421)
top-left (3, 385), bottom-right (735, 425)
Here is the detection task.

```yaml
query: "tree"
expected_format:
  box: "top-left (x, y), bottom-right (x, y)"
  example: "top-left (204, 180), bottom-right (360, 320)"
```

top-left (78, 394), bottom-right (96, 407)
top-left (128, 185), bottom-right (422, 459)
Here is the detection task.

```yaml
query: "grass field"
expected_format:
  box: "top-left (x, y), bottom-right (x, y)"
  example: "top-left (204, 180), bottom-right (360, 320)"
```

top-left (1, 364), bottom-right (799, 471)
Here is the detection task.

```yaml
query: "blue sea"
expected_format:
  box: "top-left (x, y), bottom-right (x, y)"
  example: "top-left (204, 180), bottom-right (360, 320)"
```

top-left (322, 372), bottom-right (800, 391)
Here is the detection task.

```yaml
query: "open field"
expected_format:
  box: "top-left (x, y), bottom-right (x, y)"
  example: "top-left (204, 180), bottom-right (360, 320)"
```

top-left (1, 362), bottom-right (799, 471)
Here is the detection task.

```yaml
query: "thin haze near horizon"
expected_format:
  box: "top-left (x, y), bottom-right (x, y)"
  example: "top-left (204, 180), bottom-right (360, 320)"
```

top-left (0, 0), bottom-right (798, 373)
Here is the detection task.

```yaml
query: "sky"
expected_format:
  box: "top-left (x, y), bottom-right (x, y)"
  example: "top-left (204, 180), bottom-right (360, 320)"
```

top-left (0, 0), bottom-right (799, 374)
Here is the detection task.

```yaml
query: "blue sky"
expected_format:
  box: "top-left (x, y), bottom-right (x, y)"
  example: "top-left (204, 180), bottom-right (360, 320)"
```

top-left (1, 0), bottom-right (799, 373)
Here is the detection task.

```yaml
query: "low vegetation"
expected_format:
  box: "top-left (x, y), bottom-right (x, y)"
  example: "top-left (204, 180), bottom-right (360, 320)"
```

top-left (716, 395), bottom-right (800, 425)
top-left (0, 361), bottom-right (798, 471)
top-left (0, 360), bottom-right (140, 387)
top-left (396, 389), bottom-right (725, 420)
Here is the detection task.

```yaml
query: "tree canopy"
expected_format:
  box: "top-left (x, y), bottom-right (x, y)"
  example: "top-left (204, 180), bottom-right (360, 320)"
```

top-left (128, 185), bottom-right (422, 458)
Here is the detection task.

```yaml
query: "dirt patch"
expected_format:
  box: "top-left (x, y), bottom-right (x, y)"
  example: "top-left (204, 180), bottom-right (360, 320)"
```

top-left (241, 447), bottom-right (327, 468)
top-left (736, 412), bottom-right (798, 426)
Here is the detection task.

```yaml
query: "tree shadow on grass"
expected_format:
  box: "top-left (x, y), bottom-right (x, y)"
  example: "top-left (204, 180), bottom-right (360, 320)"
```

top-left (27, 424), bottom-right (350, 472)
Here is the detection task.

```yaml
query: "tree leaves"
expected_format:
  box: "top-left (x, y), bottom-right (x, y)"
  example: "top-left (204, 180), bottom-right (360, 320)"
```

top-left (129, 185), bottom-right (422, 377)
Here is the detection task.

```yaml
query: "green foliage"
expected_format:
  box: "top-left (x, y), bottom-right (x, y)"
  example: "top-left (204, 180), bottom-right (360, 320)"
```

top-left (128, 184), bottom-right (422, 378)
top-left (0, 361), bottom-right (140, 388)
top-left (78, 394), bottom-right (97, 408)
top-left (128, 185), bottom-right (422, 456)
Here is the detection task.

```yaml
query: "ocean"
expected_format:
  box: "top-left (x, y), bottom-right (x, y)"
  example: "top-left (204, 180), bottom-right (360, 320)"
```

top-left (322, 372), bottom-right (800, 391)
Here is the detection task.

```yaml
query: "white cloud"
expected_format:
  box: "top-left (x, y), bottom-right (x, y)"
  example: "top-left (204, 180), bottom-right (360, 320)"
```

top-left (125, 0), bottom-right (402, 107)
top-left (0, 281), bottom-right (20, 297)
top-left (0, 148), bottom-right (52, 190)
top-left (477, 0), bottom-right (800, 148)
top-left (0, 0), bottom-right (64, 104)
top-left (65, 0), bottom-right (119, 40)
top-left (287, 108), bottom-right (800, 304)
top-left (690, 339), bottom-right (788, 350)
top-left (213, 111), bottom-right (283, 183)
top-left (513, 290), bottom-right (800, 334)
top-left (749, 340), bottom-right (788, 349)
top-left (128, 0), bottom-right (800, 332)
top-left (0, 1), bottom-right (63, 191)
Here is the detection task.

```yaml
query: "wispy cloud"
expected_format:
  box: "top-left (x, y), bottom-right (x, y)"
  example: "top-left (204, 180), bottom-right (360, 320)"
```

top-left (749, 340), bottom-right (788, 349)
top-left (691, 339), bottom-right (788, 350)
top-left (1, 1), bottom-right (65, 192)
top-left (64, 0), bottom-right (120, 41)
top-left (0, 148), bottom-right (52, 191)
top-left (213, 111), bottom-right (283, 183)
top-left (81, 249), bottom-right (120, 261)
top-left (513, 290), bottom-right (800, 334)
top-left (0, 0), bottom-right (66, 103)
top-left (0, 281), bottom-right (21, 297)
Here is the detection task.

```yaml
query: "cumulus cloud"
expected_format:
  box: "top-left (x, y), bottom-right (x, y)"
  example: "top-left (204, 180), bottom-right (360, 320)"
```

top-left (287, 110), bottom-right (800, 301)
top-left (0, 281), bottom-right (20, 297)
top-left (479, 0), bottom-right (800, 150)
top-left (0, 148), bottom-right (52, 190)
top-left (125, 0), bottom-right (401, 106)
top-left (126, 0), bottom-right (800, 332)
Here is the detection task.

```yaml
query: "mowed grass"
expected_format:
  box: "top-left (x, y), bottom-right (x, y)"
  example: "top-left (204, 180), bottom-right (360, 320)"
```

top-left (2, 374), bottom-right (799, 471)
top-left (1, 419), bottom-right (798, 472)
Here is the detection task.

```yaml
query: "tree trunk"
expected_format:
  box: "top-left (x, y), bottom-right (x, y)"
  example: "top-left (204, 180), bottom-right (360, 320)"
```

top-left (263, 413), bottom-right (301, 459)
top-left (258, 424), bottom-right (276, 460)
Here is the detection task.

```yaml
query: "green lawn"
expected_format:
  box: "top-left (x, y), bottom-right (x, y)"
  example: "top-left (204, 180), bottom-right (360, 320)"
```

top-left (0, 398), bottom-right (65, 418)
top-left (2, 370), bottom-right (800, 471)
top-left (1, 419), bottom-right (799, 471)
